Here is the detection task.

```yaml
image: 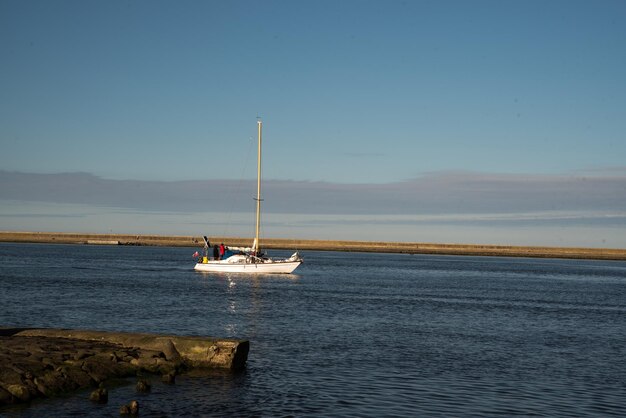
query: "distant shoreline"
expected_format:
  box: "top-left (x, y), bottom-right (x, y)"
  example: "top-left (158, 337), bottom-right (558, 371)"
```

top-left (2, 231), bottom-right (626, 261)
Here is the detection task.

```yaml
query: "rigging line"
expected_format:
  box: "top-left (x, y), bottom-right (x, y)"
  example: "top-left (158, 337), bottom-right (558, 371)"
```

top-left (220, 134), bottom-right (255, 238)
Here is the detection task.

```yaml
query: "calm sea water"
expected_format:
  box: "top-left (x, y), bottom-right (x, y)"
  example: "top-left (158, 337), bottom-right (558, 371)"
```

top-left (1, 242), bottom-right (625, 417)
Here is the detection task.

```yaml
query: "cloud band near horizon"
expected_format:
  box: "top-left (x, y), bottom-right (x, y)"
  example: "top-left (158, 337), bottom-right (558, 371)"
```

top-left (1, 169), bottom-right (625, 217)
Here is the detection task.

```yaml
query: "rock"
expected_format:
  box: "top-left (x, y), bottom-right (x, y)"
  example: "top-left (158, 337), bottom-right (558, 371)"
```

top-left (74, 349), bottom-right (92, 361)
top-left (5, 384), bottom-right (33, 402)
top-left (161, 372), bottom-right (175, 384)
top-left (155, 357), bottom-right (177, 375)
top-left (60, 364), bottom-right (94, 388)
top-left (131, 354), bottom-right (161, 373)
top-left (120, 400), bottom-right (139, 415)
top-left (41, 357), bottom-right (56, 369)
top-left (89, 387), bottom-right (108, 403)
top-left (82, 354), bottom-right (135, 382)
top-left (0, 386), bottom-right (14, 404)
top-left (130, 400), bottom-right (139, 414)
top-left (81, 354), bottom-right (117, 383)
top-left (136, 378), bottom-right (151, 392)
top-left (0, 329), bottom-right (248, 407)
top-left (0, 367), bottom-right (24, 386)
top-left (161, 339), bottom-right (182, 362)
top-left (33, 370), bottom-right (77, 396)
top-left (113, 350), bottom-right (131, 362)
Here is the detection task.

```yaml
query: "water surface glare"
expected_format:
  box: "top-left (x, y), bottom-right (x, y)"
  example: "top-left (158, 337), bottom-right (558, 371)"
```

top-left (1, 243), bottom-right (625, 416)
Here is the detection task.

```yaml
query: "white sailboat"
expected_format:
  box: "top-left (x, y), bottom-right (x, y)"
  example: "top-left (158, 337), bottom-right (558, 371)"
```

top-left (194, 120), bottom-right (303, 274)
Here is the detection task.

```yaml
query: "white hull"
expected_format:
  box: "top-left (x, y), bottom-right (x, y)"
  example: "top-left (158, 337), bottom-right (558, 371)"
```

top-left (194, 259), bottom-right (301, 274)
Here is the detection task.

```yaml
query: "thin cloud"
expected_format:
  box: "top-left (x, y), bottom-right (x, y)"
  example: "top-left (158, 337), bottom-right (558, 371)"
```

top-left (1, 170), bottom-right (625, 218)
top-left (340, 152), bottom-right (386, 158)
top-left (571, 166), bottom-right (626, 175)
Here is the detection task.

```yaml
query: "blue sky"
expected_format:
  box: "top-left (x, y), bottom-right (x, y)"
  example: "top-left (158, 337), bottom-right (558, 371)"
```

top-left (1, 0), bottom-right (626, 247)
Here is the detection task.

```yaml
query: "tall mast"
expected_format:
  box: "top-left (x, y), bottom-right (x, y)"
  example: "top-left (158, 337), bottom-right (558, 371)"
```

top-left (253, 119), bottom-right (262, 254)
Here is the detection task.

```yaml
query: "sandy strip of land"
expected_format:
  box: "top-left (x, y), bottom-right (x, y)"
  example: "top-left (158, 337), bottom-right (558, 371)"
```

top-left (1, 231), bottom-right (625, 260)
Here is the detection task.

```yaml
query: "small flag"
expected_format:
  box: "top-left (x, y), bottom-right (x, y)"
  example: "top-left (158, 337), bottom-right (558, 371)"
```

top-left (193, 251), bottom-right (199, 258)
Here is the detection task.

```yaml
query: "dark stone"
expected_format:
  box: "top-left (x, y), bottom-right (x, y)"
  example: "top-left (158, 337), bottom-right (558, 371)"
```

top-left (155, 358), bottom-right (178, 375)
top-left (161, 339), bottom-right (182, 362)
top-left (136, 378), bottom-right (151, 392)
top-left (109, 360), bottom-right (137, 378)
top-left (0, 367), bottom-right (24, 386)
top-left (81, 355), bottom-right (115, 383)
top-left (130, 400), bottom-right (139, 414)
top-left (60, 365), bottom-right (94, 388)
top-left (113, 350), bottom-right (129, 362)
top-left (120, 400), bottom-right (139, 415)
top-left (41, 357), bottom-right (56, 369)
top-left (0, 330), bottom-right (248, 407)
top-left (5, 384), bottom-right (33, 402)
top-left (161, 373), bottom-right (175, 384)
top-left (34, 369), bottom-right (79, 396)
top-left (33, 371), bottom-right (64, 396)
top-left (89, 387), bottom-right (108, 403)
top-left (0, 386), bottom-right (14, 404)
top-left (74, 349), bottom-right (92, 361)
top-left (82, 354), bottom-right (135, 382)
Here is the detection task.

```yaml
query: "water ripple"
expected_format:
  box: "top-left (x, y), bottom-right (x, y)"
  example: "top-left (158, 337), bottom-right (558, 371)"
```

top-left (1, 245), bottom-right (625, 416)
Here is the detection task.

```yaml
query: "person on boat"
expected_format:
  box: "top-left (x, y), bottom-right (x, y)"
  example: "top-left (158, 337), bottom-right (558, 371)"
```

top-left (213, 245), bottom-right (219, 260)
top-left (219, 243), bottom-right (225, 260)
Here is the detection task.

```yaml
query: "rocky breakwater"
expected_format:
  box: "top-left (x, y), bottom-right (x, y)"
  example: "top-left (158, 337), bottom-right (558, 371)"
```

top-left (0, 327), bottom-right (249, 407)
